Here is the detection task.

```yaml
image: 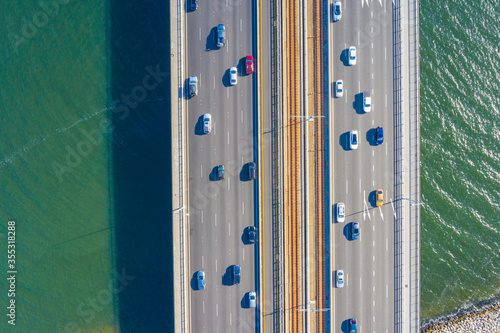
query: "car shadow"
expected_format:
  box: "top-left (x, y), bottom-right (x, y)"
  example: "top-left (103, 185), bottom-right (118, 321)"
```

top-left (341, 319), bottom-right (350, 332)
top-left (241, 293), bottom-right (250, 309)
top-left (340, 48), bottom-right (350, 66)
top-left (340, 132), bottom-right (350, 151)
top-left (353, 92), bottom-right (364, 114)
top-left (205, 27), bottom-right (217, 51)
top-left (222, 68), bottom-right (232, 87)
top-left (369, 190), bottom-right (377, 207)
top-left (343, 223), bottom-right (350, 241)
top-left (191, 272), bottom-right (199, 290)
top-left (209, 166), bottom-right (218, 181)
top-left (222, 266), bottom-right (232, 286)
top-left (195, 115), bottom-right (205, 135)
top-left (367, 128), bottom-right (377, 146)
top-left (238, 57), bottom-right (246, 75)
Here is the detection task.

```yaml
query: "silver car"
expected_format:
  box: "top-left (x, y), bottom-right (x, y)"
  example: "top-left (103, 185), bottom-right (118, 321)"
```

top-left (336, 270), bottom-right (344, 288)
top-left (336, 202), bottom-right (345, 222)
top-left (230, 67), bottom-right (238, 86)
top-left (248, 291), bottom-right (257, 308)
top-left (333, 1), bottom-right (342, 22)
top-left (189, 76), bottom-right (198, 97)
top-left (203, 113), bottom-right (211, 134)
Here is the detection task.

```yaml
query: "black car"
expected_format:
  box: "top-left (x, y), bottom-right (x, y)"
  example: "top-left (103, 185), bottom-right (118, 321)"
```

top-left (190, 0), bottom-right (198, 11)
top-left (247, 226), bottom-right (256, 244)
top-left (232, 265), bottom-right (241, 285)
top-left (216, 165), bottom-right (224, 180)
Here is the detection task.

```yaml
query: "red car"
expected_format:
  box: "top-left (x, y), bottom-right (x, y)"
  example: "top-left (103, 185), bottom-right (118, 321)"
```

top-left (245, 55), bottom-right (254, 74)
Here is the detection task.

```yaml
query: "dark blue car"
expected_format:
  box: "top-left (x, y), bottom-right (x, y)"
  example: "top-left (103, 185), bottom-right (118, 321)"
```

top-left (232, 265), bottom-right (241, 285)
top-left (376, 126), bottom-right (384, 145)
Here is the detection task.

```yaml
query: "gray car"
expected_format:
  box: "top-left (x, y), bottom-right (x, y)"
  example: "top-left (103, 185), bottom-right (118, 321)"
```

top-left (248, 291), bottom-right (256, 308)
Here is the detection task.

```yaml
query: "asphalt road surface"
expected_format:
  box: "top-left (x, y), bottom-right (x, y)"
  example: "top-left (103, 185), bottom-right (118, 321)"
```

top-left (329, 1), bottom-right (395, 332)
top-left (186, 1), bottom-right (257, 332)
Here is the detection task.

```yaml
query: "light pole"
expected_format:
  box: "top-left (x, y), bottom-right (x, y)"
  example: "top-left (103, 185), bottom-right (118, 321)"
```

top-left (173, 206), bottom-right (189, 216)
top-left (401, 198), bottom-right (425, 206)
top-left (291, 115), bottom-right (325, 122)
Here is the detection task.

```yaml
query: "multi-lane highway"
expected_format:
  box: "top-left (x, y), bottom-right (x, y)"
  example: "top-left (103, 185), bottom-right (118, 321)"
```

top-left (186, 1), bottom-right (257, 332)
top-left (329, 1), bottom-right (395, 332)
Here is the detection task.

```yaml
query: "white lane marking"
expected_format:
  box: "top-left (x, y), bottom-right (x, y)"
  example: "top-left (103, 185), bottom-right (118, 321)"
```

top-left (214, 122), bottom-right (216, 136)
top-left (385, 47), bottom-right (387, 60)
top-left (359, 179), bottom-right (362, 193)
top-left (373, 225), bottom-right (375, 231)
top-left (358, 81), bottom-right (361, 92)
top-left (379, 0), bottom-right (382, 6)
top-left (371, 11), bottom-right (373, 18)
top-left (373, 240), bottom-right (375, 247)
top-left (228, 177), bottom-right (230, 190)
top-left (199, 27), bottom-right (202, 41)
top-left (241, 110), bottom-right (243, 123)
top-left (373, 255), bottom-right (375, 262)
top-left (372, 150), bottom-right (375, 156)
top-left (203, 301), bottom-right (205, 314)
top-left (227, 44), bottom-right (229, 53)
top-left (379, 206), bottom-right (384, 220)
top-left (373, 285), bottom-right (375, 292)
top-left (373, 165), bottom-right (375, 171)
top-left (371, 42), bottom-right (374, 48)
top-left (213, 76), bottom-right (215, 89)
top-left (373, 270), bottom-right (375, 277)
top-left (216, 259), bottom-right (218, 272)
top-left (227, 131), bottom-right (230, 145)
top-left (357, 31), bottom-right (360, 44)
top-left (373, 315), bottom-right (376, 322)
top-left (228, 222), bottom-right (231, 236)
top-left (386, 238), bottom-right (389, 251)
top-left (242, 156), bottom-right (244, 166)
top-left (386, 141), bottom-right (388, 155)
top-left (240, 19), bottom-right (242, 32)
top-left (372, 73), bottom-right (374, 79)
top-left (242, 202), bottom-right (245, 215)
top-left (216, 304), bottom-right (219, 317)
top-left (201, 165), bottom-right (203, 178)
top-left (372, 57), bottom-right (374, 64)
top-left (346, 273), bottom-right (349, 286)
top-left (373, 180), bottom-right (375, 187)
top-left (386, 285), bottom-right (389, 298)
top-left (230, 313), bottom-right (232, 326)
top-left (201, 211), bottom-right (204, 224)
top-left (226, 0), bottom-right (228, 6)
top-left (360, 278), bottom-right (362, 291)
top-left (346, 179), bottom-right (349, 194)
top-left (372, 120), bottom-right (375, 126)
top-left (385, 93), bottom-right (388, 107)
top-left (215, 213), bottom-right (217, 227)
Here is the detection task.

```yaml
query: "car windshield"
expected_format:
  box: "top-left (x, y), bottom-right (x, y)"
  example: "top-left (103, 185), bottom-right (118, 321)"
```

top-left (335, 5), bottom-right (340, 14)
top-left (352, 134), bottom-right (357, 144)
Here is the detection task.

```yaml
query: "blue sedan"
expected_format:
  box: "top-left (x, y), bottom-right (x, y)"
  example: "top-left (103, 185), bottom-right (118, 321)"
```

top-left (351, 222), bottom-right (359, 240)
top-left (376, 126), bottom-right (384, 145)
top-left (197, 271), bottom-right (206, 290)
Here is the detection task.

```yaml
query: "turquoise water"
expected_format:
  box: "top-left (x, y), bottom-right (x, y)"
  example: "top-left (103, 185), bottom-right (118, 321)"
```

top-left (420, 0), bottom-right (500, 320)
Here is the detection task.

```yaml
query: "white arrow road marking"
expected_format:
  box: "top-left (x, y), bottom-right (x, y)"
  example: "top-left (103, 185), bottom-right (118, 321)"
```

top-left (391, 198), bottom-right (396, 218)
top-left (379, 206), bottom-right (384, 220)
top-left (362, 0), bottom-right (370, 8)
top-left (363, 191), bottom-right (371, 221)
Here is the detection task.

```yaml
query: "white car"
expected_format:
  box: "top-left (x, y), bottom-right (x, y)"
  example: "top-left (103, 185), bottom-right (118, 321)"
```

top-left (248, 291), bottom-right (257, 308)
top-left (230, 67), bottom-right (238, 86)
top-left (336, 270), bottom-right (344, 288)
top-left (203, 113), bottom-right (211, 134)
top-left (363, 91), bottom-right (372, 112)
top-left (335, 80), bottom-right (343, 98)
top-left (333, 1), bottom-right (342, 22)
top-left (348, 46), bottom-right (356, 66)
top-left (336, 202), bottom-right (345, 222)
top-left (349, 130), bottom-right (358, 150)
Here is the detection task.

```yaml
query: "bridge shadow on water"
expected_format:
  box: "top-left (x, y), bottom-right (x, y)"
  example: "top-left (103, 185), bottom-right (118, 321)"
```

top-left (110, 0), bottom-right (173, 332)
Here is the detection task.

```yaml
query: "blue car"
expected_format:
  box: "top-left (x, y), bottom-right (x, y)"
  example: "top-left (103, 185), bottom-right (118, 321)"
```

top-left (197, 271), bottom-right (206, 290)
top-left (232, 265), bottom-right (241, 285)
top-left (351, 222), bottom-right (359, 240)
top-left (350, 318), bottom-right (357, 332)
top-left (376, 126), bottom-right (384, 145)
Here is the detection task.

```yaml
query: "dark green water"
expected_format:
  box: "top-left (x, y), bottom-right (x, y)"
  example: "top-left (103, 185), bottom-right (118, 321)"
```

top-left (1, 0), bottom-right (174, 332)
top-left (420, 0), bottom-right (500, 321)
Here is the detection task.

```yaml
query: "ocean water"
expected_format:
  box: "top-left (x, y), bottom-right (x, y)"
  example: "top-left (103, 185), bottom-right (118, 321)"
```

top-left (420, 0), bottom-right (500, 321)
top-left (0, 0), bottom-right (174, 332)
